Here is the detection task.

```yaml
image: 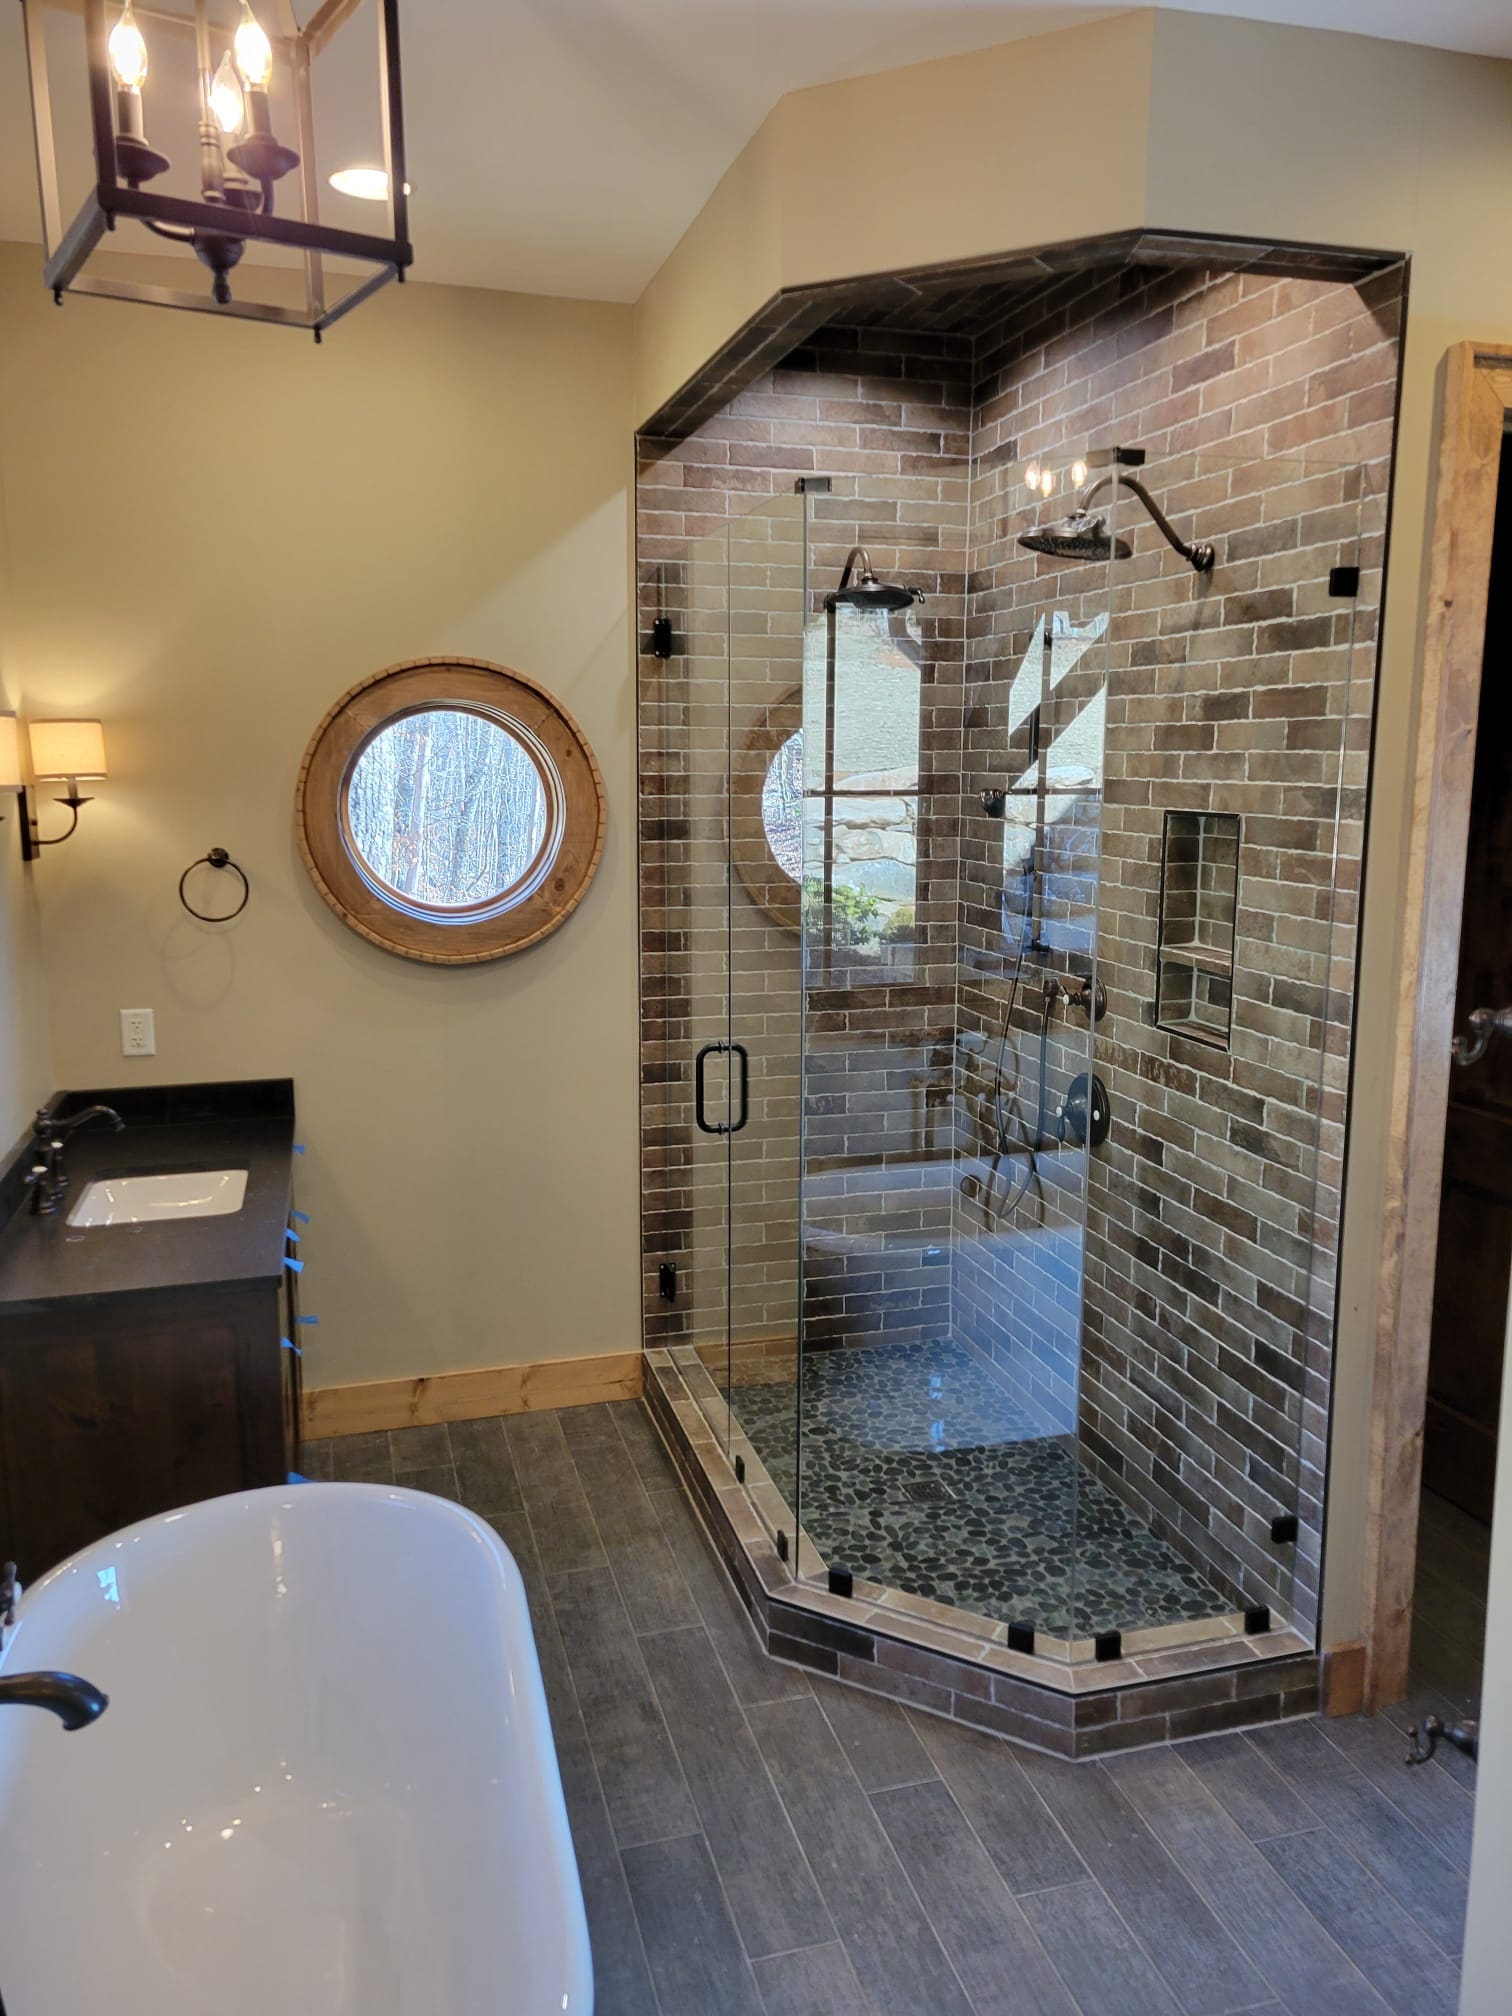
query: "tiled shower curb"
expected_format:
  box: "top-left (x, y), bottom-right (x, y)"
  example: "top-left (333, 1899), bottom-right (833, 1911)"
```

top-left (642, 1353), bottom-right (1319, 1759)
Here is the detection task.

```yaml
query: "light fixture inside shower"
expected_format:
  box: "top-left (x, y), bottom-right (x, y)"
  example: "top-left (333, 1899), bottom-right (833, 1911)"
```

top-left (20, 0), bottom-right (412, 334)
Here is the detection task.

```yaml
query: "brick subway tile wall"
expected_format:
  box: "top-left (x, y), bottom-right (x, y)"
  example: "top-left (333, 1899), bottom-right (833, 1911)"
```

top-left (636, 259), bottom-right (1404, 1642)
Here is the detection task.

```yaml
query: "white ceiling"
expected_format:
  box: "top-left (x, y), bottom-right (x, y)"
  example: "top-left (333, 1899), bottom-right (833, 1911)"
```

top-left (2, 0), bottom-right (1510, 303)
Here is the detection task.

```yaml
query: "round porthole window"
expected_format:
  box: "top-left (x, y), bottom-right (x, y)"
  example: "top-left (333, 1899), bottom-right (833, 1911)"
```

top-left (296, 658), bottom-right (605, 964)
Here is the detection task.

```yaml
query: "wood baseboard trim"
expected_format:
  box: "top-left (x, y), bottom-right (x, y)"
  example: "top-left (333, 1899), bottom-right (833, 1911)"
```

top-left (1320, 1642), bottom-right (1367, 1718)
top-left (303, 1350), bottom-right (643, 1439)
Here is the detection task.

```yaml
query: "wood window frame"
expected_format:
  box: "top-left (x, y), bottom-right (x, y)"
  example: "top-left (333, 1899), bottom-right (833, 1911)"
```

top-left (1363, 345), bottom-right (1512, 1708)
top-left (295, 656), bottom-right (606, 965)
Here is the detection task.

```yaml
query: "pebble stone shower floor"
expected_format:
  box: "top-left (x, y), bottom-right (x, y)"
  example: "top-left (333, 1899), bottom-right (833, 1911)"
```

top-left (307, 1401), bottom-right (1475, 2016)
top-left (729, 1337), bottom-right (1235, 1637)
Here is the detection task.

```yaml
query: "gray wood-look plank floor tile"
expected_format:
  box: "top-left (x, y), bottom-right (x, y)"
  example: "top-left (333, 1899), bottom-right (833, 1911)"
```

top-left (1315, 1708), bottom-right (1476, 1871)
top-left (1245, 1721), bottom-right (1468, 1955)
top-left (1018, 1750), bottom-right (1269, 2016)
top-left (447, 1417), bottom-right (522, 1516)
top-left (621, 1831), bottom-right (766, 2016)
top-left (1178, 1731), bottom-right (1318, 1841)
top-left (749, 1696), bottom-right (975, 2016)
top-left (1018, 1881), bottom-right (1182, 2016)
top-left (871, 1780), bottom-right (1080, 2016)
top-left (551, 1565), bottom-right (698, 1850)
top-left (300, 1437), bottom-right (336, 1480)
top-left (319, 1402), bottom-right (1483, 2016)
top-left (1259, 1828), bottom-right (1462, 2016)
top-left (753, 1940), bottom-right (874, 2015)
top-left (610, 1400), bottom-right (679, 1486)
top-left (388, 1422), bottom-right (452, 1473)
top-left (641, 1624), bottom-right (832, 1960)
top-left (1107, 1744), bottom-right (1391, 2015)
top-left (485, 1507), bottom-right (659, 2014)
top-left (505, 1410), bottom-right (590, 1500)
top-left (907, 1710), bottom-right (1086, 1895)
top-left (811, 1678), bottom-right (938, 1793)
top-left (326, 1430), bottom-right (392, 1483)
top-left (394, 1462), bottom-right (458, 1502)
top-left (569, 1433), bottom-right (699, 1634)
top-left (648, 1483), bottom-right (811, 1706)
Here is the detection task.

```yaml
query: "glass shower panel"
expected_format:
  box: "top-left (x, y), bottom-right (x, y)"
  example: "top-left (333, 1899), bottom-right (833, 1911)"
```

top-left (782, 464), bottom-right (1112, 1652)
top-left (1079, 442), bottom-right (1368, 1650)
top-left (680, 513), bottom-right (736, 1434)
top-left (724, 489), bottom-right (808, 1531)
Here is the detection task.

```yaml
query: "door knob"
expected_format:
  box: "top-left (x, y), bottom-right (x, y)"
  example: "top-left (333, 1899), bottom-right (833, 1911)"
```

top-left (1452, 1004), bottom-right (1512, 1068)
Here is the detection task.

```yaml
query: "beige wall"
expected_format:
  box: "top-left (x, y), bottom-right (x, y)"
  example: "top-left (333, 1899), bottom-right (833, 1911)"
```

top-left (0, 243), bottom-right (637, 1387)
top-left (633, 8), bottom-right (1157, 427)
top-left (629, 10), bottom-right (1512, 1650)
top-left (0, 481), bottom-right (54, 1147)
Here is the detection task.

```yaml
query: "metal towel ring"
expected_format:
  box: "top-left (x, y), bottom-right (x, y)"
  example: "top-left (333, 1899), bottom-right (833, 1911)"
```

top-left (179, 847), bottom-right (250, 923)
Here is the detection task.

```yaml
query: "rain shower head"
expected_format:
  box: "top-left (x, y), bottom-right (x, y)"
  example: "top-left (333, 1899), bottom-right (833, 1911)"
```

top-left (1017, 510), bottom-right (1132, 562)
top-left (824, 545), bottom-right (924, 612)
top-left (1018, 472), bottom-right (1215, 573)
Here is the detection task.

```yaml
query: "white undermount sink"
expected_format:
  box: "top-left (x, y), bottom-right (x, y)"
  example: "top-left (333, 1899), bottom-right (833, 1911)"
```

top-left (67, 1169), bottom-right (249, 1228)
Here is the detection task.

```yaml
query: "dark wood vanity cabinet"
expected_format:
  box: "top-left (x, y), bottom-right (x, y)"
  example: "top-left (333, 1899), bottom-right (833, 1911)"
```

top-left (0, 1279), bottom-right (294, 1580)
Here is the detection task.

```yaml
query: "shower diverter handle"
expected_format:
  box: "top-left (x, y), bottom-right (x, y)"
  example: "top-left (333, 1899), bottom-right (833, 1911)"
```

top-left (695, 1041), bottom-right (750, 1135)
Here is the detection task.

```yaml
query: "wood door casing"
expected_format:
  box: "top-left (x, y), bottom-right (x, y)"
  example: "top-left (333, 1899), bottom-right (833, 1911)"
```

top-left (1423, 428), bottom-right (1512, 1525)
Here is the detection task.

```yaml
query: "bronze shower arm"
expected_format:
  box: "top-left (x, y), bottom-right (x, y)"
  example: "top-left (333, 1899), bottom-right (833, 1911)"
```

top-left (1078, 473), bottom-right (1216, 573)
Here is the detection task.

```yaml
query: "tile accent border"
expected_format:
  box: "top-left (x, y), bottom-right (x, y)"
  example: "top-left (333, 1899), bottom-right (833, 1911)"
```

top-left (302, 1350), bottom-right (643, 1438)
top-left (640, 226), bottom-right (1403, 441)
top-left (643, 1349), bottom-right (1318, 1759)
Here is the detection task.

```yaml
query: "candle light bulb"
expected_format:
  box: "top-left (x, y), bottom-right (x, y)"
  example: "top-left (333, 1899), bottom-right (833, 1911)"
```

top-left (1071, 459), bottom-right (1088, 487)
top-left (1024, 462), bottom-right (1042, 494)
top-left (210, 51), bottom-right (245, 134)
top-left (108, 0), bottom-right (149, 92)
top-left (233, 1), bottom-right (273, 89)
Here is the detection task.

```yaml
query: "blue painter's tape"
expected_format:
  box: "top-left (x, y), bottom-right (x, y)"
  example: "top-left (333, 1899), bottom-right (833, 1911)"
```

top-left (293, 1143), bottom-right (307, 1155)
top-left (281, 1338), bottom-right (302, 1357)
top-left (286, 1228), bottom-right (300, 1244)
top-left (283, 1255), bottom-right (304, 1274)
top-left (291, 1209), bottom-right (310, 1224)
top-left (297, 1313), bottom-right (319, 1325)
top-left (287, 1472), bottom-right (310, 1485)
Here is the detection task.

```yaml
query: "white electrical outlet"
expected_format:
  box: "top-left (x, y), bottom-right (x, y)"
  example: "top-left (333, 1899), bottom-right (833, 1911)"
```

top-left (120, 1008), bottom-right (156, 1057)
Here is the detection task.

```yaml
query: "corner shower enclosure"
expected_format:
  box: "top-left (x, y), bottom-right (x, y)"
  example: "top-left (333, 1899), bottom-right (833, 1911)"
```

top-left (638, 247), bottom-right (1398, 1699)
top-left (655, 441), bottom-right (1364, 1668)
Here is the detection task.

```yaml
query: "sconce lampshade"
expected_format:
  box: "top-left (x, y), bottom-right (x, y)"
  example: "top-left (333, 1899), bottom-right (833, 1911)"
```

top-left (29, 719), bottom-right (108, 781)
top-left (0, 715), bottom-right (21, 790)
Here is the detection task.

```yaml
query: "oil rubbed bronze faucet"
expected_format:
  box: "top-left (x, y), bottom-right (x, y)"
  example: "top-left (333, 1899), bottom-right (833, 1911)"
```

top-left (0, 1568), bottom-right (108, 1729)
top-left (0, 1672), bottom-right (109, 1729)
top-left (25, 1103), bottom-right (125, 1216)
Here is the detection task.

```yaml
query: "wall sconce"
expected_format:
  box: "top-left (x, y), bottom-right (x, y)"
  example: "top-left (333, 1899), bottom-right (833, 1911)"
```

top-left (18, 720), bottom-right (109, 861)
top-left (0, 716), bottom-right (22, 833)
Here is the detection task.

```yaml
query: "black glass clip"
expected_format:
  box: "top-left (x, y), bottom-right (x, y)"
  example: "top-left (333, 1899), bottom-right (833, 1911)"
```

top-left (1007, 1621), bottom-right (1035, 1656)
top-left (1245, 1605), bottom-right (1273, 1636)
top-left (776, 1529), bottom-right (789, 1563)
top-left (650, 617), bottom-right (674, 659)
top-left (1329, 565), bottom-right (1361, 597)
top-left (734, 1453), bottom-right (745, 1484)
top-left (657, 1261), bottom-right (677, 1303)
top-left (1270, 1513), bottom-right (1299, 1545)
top-left (828, 1565), bottom-right (854, 1600)
top-left (1094, 1631), bottom-right (1123, 1663)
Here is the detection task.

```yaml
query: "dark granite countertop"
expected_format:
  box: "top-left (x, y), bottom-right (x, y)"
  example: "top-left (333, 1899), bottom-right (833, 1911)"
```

top-left (0, 1080), bottom-right (296, 1312)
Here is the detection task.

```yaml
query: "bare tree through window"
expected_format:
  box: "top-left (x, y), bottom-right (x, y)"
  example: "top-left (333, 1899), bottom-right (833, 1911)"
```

top-left (347, 708), bottom-right (548, 909)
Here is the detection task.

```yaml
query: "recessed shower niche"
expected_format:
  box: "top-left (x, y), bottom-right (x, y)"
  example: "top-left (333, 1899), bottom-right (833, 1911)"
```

top-left (1155, 810), bottom-right (1240, 1048)
top-left (636, 229), bottom-right (1404, 1751)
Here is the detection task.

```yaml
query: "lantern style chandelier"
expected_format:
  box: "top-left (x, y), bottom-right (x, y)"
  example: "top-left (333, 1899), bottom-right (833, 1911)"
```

top-left (20, 0), bottom-right (411, 336)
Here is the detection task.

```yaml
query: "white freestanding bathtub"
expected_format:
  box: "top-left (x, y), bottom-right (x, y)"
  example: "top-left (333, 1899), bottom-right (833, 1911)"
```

top-left (0, 1484), bottom-right (592, 2015)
